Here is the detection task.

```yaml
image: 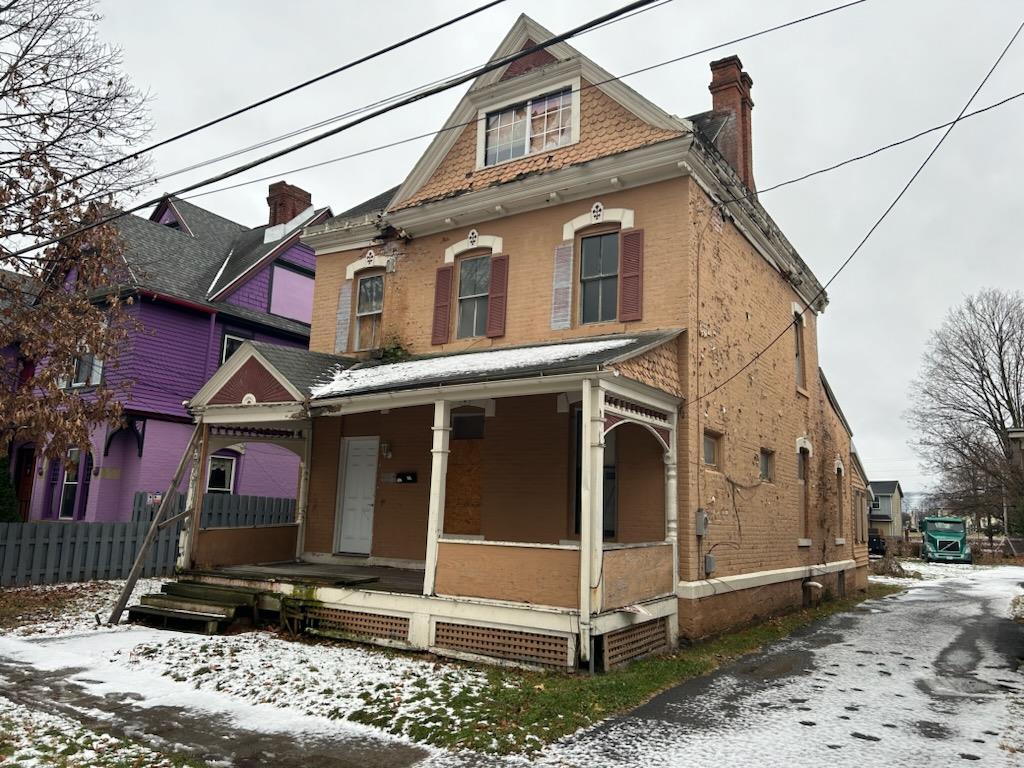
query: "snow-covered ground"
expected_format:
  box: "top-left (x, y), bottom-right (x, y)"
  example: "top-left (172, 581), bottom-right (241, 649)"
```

top-left (0, 577), bottom-right (167, 638)
top-left (868, 558), bottom-right (987, 585)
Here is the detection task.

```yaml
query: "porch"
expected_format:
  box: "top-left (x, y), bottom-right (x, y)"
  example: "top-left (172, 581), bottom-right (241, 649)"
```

top-left (181, 334), bottom-right (684, 669)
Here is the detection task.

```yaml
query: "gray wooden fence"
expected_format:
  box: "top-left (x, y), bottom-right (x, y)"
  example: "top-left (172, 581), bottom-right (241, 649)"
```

top-left (0, 493), bottom-right (296, 587)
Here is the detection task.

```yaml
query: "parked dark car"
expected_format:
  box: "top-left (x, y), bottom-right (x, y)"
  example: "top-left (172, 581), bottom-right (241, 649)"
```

top-left (868, 534), bottom-right (887, 556)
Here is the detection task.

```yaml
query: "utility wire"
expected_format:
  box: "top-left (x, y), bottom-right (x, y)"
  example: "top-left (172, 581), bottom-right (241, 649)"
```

top-left (692, 18), bottom-right (1024, 408)
top-left (182, 87), bottom-right (1024, 204)
top-left (5, 0), bottom-right (660, 259)
top-left (11, 0), bottom-right (863, 228)
top-left (1, 0), bottom-right (510, 213)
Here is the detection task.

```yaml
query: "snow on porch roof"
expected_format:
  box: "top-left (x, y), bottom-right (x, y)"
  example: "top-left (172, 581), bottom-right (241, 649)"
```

top-left (310, 331), bottom-right (680, 401)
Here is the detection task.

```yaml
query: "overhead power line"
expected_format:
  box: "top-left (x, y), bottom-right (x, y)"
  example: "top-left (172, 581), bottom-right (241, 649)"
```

top-left (1, 0), bottom-right (510, 213)
top-left (181, 88), bottom-right (1024, 204)
top-left (12, 0), bottom-right (866, 233)
top-left (6, 0), bottom-right (662, 259)
top-left (691, 17), bottom-right (1024, 408)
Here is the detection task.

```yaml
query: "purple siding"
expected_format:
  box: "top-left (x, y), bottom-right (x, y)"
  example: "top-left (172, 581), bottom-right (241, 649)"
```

top-left (277, 241), bottom-right (315, 271)
top-left (156, 207), bottom-right (180, 226)
top-left (118, 301), bottom-right (213, 418)
top-left (270, 266), bottom-right (313, 324)
top-left (225, 267), bottom-right (270, 312)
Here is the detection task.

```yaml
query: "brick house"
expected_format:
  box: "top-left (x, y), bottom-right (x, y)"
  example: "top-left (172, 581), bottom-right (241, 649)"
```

top-left (180, 16), bottom-right (869, 668)
top-left (7, 182), bottom-right (328, 522)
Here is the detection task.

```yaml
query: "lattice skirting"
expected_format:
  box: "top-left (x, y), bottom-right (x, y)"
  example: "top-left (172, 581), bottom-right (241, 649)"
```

top-left (602, 616), bottom-right (669, 669)
top-left (306, 606), bottom-right (409, 642)
top-left (433, 622), bottom-right (570, 668)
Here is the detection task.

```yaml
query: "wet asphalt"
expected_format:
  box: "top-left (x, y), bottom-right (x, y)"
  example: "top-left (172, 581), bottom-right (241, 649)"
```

top-left (1, 567), bottom-right (1022, 767)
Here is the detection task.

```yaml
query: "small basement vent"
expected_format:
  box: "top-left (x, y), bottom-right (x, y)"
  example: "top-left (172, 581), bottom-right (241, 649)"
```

top-left (306, 606), bottom-right (409, 642)
top-left (434, 622), bottom-right (569, 668)
top-left (602, 617), bottom-right (669, 669)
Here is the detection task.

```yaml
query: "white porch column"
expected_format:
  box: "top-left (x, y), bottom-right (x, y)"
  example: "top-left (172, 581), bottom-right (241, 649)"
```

top-left (422, 400), bottom-right (452, 596)
top-left (665, 409), bottom-right (680, 646)
top-left (578, 380), bottom-right (604, 663)
top-left (177, 423), bottom-right (208, 571)
top-left (294, 424), bottom-right (312, 560)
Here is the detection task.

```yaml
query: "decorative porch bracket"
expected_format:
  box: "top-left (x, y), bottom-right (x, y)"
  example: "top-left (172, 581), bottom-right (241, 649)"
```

top-left (423, 400), bottom-right (452, 596)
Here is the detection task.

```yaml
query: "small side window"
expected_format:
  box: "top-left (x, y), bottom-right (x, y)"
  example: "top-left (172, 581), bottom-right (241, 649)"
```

top-left (703, 431), bottom-right (720, 468)
top-left (759, 449), bottom-right (774, 482)
top-left (221, 333), bottom-right (249, 364)
top-left (207, 455), bottom-right (236, 494)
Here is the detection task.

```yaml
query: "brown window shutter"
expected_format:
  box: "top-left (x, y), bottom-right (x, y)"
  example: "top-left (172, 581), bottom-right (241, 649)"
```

top-left (485, 254), bottom-right (509, 338)
top-left (618, 229), bottom-right (644, 322)
top-left (431, 265), bottom-right (454, 345)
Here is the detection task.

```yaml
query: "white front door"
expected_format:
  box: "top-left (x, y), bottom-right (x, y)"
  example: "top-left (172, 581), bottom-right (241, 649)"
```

top-left (336, 436), bottom-right (379, 555)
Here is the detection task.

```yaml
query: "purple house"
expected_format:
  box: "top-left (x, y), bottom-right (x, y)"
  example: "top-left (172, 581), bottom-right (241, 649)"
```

top-left (11, 181), bottom-right (329, 522)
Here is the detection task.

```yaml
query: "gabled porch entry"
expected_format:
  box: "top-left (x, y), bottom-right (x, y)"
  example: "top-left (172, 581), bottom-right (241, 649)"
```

top-left (184, 333), bottom-right (684, 669)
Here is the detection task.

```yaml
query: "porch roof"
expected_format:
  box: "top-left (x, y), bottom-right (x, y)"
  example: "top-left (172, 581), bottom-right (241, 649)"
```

top-left (309, 331), bottom-right (681, 401)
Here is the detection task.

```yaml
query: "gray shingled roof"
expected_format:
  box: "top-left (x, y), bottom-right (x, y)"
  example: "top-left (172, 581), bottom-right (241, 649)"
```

top-left (206, 207), bottom-right (329, 299)
top-left (870, 480), bottom-right (902, 496)
top-left (251, 341), bottom-right (357, 395)
top-left (323, 186), bottom-right (398, 227)
top-left (115, 198), bottom-right (312, 337)
top-left (687, 110), bottom-right (730, 143)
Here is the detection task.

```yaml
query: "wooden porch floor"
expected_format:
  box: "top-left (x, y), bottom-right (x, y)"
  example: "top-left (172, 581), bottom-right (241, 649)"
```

top-left (189, 562), bottom-right (424, 595)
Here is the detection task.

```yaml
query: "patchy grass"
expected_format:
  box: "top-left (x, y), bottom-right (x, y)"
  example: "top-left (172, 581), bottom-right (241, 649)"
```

top-left (0, 582), bottom-right (107, 631)
top-left (0, 695), bottom-right (209, 767)
top-left (351, 583), bottom-right (904, 754)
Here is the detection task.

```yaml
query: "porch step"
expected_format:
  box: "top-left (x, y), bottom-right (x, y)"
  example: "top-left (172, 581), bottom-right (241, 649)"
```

top-left (140, 593), bottom-right (242, 619)
top-left (125, 605), bottom-right (226, 635)
top-left (161, 581), bottom-right (262, 606)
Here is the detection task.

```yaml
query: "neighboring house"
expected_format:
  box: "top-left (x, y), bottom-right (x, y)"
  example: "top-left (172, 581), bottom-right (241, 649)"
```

top-left (181, 16), bottom-right (868, 669)
top-left (9, 182), bottom-right (329, 522)
top-left (868, 480), bottom-right (905, 538)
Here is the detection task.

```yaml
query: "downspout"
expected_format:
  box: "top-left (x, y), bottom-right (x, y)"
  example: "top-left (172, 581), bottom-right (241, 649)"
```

top-left (205, 312), bottom-right (218, 378)
top-left (578, 379), bottom-right (594, 666)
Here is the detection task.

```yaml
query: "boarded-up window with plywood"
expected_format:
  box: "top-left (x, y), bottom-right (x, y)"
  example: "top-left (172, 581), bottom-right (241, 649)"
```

top-left (444, 410), bottom-right (485, 535)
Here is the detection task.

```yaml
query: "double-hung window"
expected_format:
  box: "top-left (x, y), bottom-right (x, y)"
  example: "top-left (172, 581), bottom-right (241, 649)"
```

top-left (221, 333), bottom-right (249, 364)
top-left (58, 448), bottom-right (80, 519)
top-left (580, 232), bottom-right (618, 324)
top-left (70, 354), bottom-right (97, 387)
top-left (207, 455), bottom-right (236, 494)
top-left (457, 255), bottom-right (490, 339)
top-left (355, 273), bottom-right (384, 351)
top-left (794, 311), bottom-right (806, 389)
top-left (484, 88), bottom-right (572, 166)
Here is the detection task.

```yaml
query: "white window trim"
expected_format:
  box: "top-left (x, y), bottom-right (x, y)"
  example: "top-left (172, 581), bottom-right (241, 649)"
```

top-left (456, 254), bottom-right (491, 340)
top-left (795, 436), bottom-right (813, 457)
top-left (206, 454), bottom-right (237, 493)
top-left (221, 333), bottom-right (250, 365)
top-left (563, 204), bottom-right (634, 241)
top-left (444, 232), bottom-right (502, 263)
top-left (474, 76), bottom-right (581, 171)
top-left (346, 249), bottom-right (390, 280)
top-left (58, 448), bottom-right (80, 519)
top-left (354, 273), bottom-right (384, 352)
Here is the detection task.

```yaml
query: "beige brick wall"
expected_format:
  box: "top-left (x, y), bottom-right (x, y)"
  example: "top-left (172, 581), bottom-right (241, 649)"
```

top-left (677, 186), bottom-right (864, 586)
top-left (305, 170), bottom-right (865, 633)
top-left (309, 178), bottom-right (691, 357)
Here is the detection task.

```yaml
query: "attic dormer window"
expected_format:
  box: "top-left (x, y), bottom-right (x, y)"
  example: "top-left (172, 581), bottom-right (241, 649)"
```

top-left (484, 87), bottom-right (572, 166)
top-left (164, 220), bottom-right (180, 230)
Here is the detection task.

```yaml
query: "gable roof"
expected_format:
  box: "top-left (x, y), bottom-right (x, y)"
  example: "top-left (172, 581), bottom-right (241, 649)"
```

top-left (390, 14), bottom-right (686, 211)
top-left (206, 207), bottom-right (329, 300)
top-left (819, 368), bottom-right (853, 437)
top-left (870, 480), bottom-right (903, 497)
top-left (116, 196), bottom-right (325, 337)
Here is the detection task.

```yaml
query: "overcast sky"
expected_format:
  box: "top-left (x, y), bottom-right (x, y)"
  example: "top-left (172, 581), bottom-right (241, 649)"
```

top-left (96, 0), bottom-right (1024, 493)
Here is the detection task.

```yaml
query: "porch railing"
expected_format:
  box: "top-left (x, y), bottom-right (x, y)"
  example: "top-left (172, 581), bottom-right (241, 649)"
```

top-left (434, 539), bottom-right (580, 608)
top-left (600, 542), bottom-right (674, 612)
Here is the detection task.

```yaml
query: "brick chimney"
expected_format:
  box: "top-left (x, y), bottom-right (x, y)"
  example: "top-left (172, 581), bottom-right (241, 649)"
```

top-left (266, 181), bottom-right (312, 226)
top-left (708, 56), bottom-right (755, 192)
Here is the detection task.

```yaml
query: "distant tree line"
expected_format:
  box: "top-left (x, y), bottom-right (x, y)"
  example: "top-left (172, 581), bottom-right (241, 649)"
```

top-left (907, 289), bottom-right (1024, 541)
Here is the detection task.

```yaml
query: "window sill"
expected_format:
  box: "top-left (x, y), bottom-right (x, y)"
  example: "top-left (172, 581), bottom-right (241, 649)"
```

top-left (834, 537), bottom-right (847, 545)
top-left (795, 386), bottom-right (810, 399)
top-left (797, 538), bottom-right (812, 548)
